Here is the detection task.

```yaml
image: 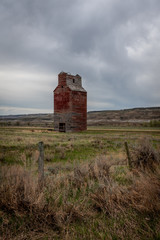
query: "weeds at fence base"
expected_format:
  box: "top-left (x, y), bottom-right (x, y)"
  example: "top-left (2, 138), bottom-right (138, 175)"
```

top-left (0, 144), bottom-right (160, 239)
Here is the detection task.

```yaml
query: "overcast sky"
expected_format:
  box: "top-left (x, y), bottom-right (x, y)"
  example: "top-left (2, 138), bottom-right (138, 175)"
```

top-left (0, 0), bottom-right (160, 115)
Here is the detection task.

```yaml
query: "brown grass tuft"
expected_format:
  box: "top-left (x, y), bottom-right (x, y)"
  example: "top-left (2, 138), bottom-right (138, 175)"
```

top-left (0, 166), bottom-right (45, 212)
top-left (132, 138), bottom-right (159, 171)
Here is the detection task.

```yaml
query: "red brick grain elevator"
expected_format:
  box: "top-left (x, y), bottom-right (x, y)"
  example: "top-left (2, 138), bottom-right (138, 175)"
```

top-left (54, 72), bottom-right (87, 132)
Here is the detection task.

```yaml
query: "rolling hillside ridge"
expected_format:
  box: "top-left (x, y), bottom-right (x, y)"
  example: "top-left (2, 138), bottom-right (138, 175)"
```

top-left (0, 107), bottom-right (160, 127)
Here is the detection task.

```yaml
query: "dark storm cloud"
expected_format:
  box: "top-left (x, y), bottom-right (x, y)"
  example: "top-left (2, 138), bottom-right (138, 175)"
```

top-left (0, 0), bottom-right (160, 114)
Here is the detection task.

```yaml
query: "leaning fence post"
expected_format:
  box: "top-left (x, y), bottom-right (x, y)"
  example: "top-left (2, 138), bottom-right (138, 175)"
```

top-left (38, 141), bottom-right (44, 187)
top-left (124, 141), bottom-right (132, 170)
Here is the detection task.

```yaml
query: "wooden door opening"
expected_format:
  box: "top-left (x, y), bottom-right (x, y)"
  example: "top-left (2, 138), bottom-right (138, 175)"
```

top-left (59, 123), bottom-right (66, 132)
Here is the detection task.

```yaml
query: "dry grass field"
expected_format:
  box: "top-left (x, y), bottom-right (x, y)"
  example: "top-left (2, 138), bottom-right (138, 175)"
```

top-left (0, 126), bottom-right (160, 239)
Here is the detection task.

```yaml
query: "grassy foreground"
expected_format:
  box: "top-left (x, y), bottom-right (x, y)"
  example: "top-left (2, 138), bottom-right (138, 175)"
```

top-left (0, 127), bottom-right (160, 239)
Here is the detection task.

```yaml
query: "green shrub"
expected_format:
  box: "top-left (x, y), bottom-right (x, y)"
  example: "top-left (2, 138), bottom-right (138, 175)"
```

top-left (149, 120), bottom-right (160, 127)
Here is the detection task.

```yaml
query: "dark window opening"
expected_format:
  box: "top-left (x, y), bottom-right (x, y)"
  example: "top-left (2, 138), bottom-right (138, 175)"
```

top-left (73, 79), bottom-right (75, 83)
top-left (59, 123), bottom-right (66, 132)
top-left (61, 86), bottom-right (63, 88)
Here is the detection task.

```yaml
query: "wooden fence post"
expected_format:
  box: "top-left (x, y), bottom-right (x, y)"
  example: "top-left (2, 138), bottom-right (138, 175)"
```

top-left (124, 141), bottom-right (132, 170)
top-left (38, 141), bottom-right (44, 187)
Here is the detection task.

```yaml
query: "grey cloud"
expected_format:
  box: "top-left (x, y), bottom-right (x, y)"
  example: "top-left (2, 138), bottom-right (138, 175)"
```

top-left (0, 0), bottom-right (160, 114)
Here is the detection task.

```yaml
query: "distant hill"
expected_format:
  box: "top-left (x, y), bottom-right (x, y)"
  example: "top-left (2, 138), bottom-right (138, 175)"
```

top-left (0, 113), bottom-right (54, 127)
top-left (0, 107), bottom-right (160, 127)
top-left (87, 107), bottom-right (160, 126)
